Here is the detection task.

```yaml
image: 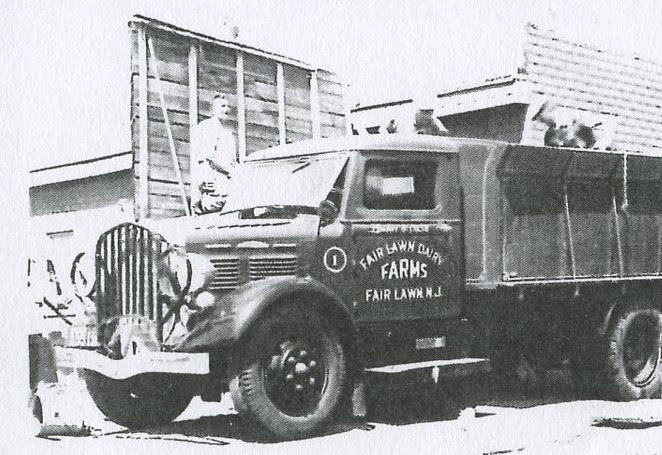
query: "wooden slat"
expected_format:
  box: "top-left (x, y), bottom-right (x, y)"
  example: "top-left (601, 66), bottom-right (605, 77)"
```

top-left (137, 27), bottom-right (149, 220)
top-left (244, 54), bottom-right (277, 81)
top-left (285, 116), bottom-right (313, 135)
top-left (133, 132), bottom-right (190, 157)
top-left (526, 51), bottom-right (662, 111)
top-left (145, 163), bottom-right (191, 183)
top-left (284, 104), bottom-right (313, 122)
top-left (527, 28), bottom-right (662, 87)
top-left (245, 110), bottom-right (279, 129)
top-left (320, 112), bottom-right (345, 128)
top-left (245, 97), bottom-right (279, 114)
top-left (246, 136), bottom-right (279, 154)
top-left (526, 78), bottom-right (662, 131)
top-left (526, 45), bottom-right (662, 105)
top-left (317, 79), bottom-right (343, 96)
top-left (317, 69), bottom-right (342, 84)
top-left (148, 120), bottom-right (190, 142)
top-left (310, 70), bottom-right (321, 140)
top-left (146, 106), bottom-right (189, 126)
top-left (199, 44), bottom-right (236, 69)
top-left (147, 36), bottom-right (190, 216)
top-left (145, 179), bottom-right (191, 196)
top-left (197, 68), bottom-right (236, 92)
top-left (318, 94), bottom-right (344, 113)
top-left (236, 51), bottom-right (247, 162)
top-left (130, 29), bottom-right (140, 74)
top-left (244, 80), bottom-right (278, 102)
top-left (134, 148), bottom-right (190, 169)
top-left (188, 44), bottom-right (198, 148)
top-left (285, 131), bottom-right (312, 143)
top-left (284, 86), bottom-right (311, 108)
top-left (146, 32), bottom-right (189, 64)
top-left (277, 63), bottom-right (286, 145)
top-left (527, 80), bottom-right (662, 137)
top-left (246, 123), bottom-right (279, 139)
top-left (146, 60), bottom-right (188, 84)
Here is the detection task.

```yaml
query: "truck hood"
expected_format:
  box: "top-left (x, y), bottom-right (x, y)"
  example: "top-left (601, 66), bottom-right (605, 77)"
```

top-left (182, 215), bottom-right (320, 252)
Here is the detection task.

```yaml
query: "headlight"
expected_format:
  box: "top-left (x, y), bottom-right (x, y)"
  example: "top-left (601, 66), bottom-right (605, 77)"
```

top-left (70, 252), bottom-right (96, 297)
top-left (161, 247), bottom-right (192, 295)
top-left (188, 253), bottom-right (215, 294)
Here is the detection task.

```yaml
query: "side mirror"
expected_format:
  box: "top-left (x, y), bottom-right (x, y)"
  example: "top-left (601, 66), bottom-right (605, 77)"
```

top-left (318, 200), bottom-right (338, 227)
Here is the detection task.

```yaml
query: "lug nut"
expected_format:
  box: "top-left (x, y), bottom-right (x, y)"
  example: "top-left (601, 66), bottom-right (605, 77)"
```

top-left (309, 377), bottom-right (316, 386)
top-left (308, 360), bottom-right (316, 368)
top-left (299, 350), bottom-right (307, 357)
top-left (287, 357), bottom-right (297, 364)
top-left (286, 373), bottom-right (294, 381)
top-left (295, 384), bottom-right (304, 392)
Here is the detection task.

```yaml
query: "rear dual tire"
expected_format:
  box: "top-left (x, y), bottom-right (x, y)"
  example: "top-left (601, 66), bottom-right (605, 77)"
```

top-left (604, 304), bottom-right (662, 400)
top-left (573, 302), bottom-right (662, 400)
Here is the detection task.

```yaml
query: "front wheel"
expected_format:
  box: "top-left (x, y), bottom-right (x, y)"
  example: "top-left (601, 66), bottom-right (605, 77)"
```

top-left (83, 371), bottom-right (194, 429)
top-left (604, 303), bottom-right (662, 400)
top-left (230, 304), bottom-right (349, 439)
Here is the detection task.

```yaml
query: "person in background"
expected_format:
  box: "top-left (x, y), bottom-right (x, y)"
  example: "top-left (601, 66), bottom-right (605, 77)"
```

top-left (532, 101), bottom-right (596, 149)
top-left (190, 94), bottom-right (237, 214)
top-left (413, 108), bottom-right (449, 136)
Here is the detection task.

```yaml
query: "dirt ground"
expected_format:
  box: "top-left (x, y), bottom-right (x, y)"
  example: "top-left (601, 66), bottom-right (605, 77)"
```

top-left (12, 368), bottom-right (662, 454)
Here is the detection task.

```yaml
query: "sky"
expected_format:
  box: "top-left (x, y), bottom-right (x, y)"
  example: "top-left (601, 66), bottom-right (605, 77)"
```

top-left (3, 0), bottom-right (662, 169)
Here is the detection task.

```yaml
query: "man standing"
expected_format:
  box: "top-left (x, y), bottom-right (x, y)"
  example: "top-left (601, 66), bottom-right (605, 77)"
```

top-left (190, 94), bottom-right (237, 214)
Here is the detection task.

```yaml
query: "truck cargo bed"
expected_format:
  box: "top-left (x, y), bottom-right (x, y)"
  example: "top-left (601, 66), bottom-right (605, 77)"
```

top-left (457, 140), bottom-right (662, 288)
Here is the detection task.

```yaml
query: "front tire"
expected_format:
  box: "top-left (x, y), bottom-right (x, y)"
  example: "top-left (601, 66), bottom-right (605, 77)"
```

top-left (230, 303), bottom-right (349, 439)
top-left (605, 303), bottom-right (662, 400)
top-left (83, 371), bottom-right (193, 429)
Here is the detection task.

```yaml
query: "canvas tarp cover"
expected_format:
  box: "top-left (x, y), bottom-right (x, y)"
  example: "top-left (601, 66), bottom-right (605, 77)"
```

top-left (495, 146), bottom-right (662, 282)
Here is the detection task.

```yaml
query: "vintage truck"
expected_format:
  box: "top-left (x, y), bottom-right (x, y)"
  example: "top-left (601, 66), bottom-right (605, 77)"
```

top-left (51, 134), bottom-right (662, 439)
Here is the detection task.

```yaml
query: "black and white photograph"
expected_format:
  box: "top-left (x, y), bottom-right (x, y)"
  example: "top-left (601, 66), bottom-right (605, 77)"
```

top-left (2, 1), bottom-right (662, 453)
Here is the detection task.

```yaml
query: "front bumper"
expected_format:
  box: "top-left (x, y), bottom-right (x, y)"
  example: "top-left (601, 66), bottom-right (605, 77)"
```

top-left (54, 346), bottom-right (210, 380)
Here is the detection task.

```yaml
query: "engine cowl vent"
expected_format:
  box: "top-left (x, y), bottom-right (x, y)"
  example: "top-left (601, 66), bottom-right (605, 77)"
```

top-left (208, 256), bottom-right (298, 291)
top-left (209, 258), bottom-right (241, 291)
top-left (249, 256), bottom-right (298, 281)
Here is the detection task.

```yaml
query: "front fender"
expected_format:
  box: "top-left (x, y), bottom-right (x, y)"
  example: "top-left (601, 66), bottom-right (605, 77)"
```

top-left (174, 276), bottom-right (355, 352)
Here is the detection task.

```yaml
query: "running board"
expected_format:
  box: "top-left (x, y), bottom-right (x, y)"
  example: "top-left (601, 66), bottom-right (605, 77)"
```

top-left (366, 358), bottom-right (491, 381)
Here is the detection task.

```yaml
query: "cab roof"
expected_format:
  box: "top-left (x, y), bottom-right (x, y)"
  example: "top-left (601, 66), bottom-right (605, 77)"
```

top-left (246, 134), bottom-right (465, 161)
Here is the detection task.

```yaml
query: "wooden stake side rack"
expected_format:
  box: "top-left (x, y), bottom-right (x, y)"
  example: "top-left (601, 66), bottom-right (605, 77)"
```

top-left (129, 16), bottom-right (347, 219)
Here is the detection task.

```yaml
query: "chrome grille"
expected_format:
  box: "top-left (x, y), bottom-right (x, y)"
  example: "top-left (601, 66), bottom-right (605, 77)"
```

top-left (209, 258), bottom-right (241, 290)
top-left (249, 256), bottom-right (298, 280)
top-left (96, 223), bottom-right (165, 327)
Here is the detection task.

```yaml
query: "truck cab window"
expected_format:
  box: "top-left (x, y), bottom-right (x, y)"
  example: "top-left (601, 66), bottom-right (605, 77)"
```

top-left (364, 160), bottom-right (437, 210)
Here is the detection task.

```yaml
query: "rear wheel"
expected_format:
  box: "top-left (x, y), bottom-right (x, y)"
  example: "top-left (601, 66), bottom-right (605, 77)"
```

top-left (83, 371), bottom-right (193, 429)
top-left (604, 303), bottom-right (662, 400)
top-left (230, 303), bottom-right (349, 439)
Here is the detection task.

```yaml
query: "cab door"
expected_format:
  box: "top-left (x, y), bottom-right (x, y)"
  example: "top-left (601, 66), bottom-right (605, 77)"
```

top-left (345, 150), bottom-right (464, 323)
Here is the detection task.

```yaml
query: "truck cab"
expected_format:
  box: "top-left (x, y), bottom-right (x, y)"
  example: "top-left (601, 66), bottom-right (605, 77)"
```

top-left (66, 134), bottom-right (481, 439)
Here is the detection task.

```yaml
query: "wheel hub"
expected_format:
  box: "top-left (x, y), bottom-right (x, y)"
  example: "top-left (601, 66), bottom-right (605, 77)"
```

top-left (265, 338), bottom-right (325, 416)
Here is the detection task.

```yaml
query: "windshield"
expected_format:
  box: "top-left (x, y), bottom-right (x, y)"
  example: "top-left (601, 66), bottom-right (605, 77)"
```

top-left (220, 153), bottom-right (349, 215)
